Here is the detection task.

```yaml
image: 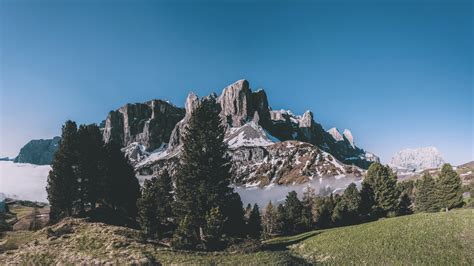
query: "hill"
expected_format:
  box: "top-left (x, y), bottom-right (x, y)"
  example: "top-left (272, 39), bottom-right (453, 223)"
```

top-left (266, 208), bottom-right (474, 265)
top-left (1, 209), bottom-right (472, 264)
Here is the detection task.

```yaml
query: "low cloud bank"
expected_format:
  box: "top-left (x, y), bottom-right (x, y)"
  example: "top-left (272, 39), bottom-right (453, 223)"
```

top-left (0, 161), bottom-right (360, 207)
top-left (235, 175), bottom-right (362, 207)
top-left (0, 161), bottom-right (50, 202)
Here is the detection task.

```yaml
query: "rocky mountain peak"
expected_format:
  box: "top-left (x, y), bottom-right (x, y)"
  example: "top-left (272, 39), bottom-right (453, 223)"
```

top-left (328, 128), bottom-right (344, 142)
top-left (218, 79), bottom-right (252, 127)
top-left (185, 92), bottom-right (199, 115)
top-left (299, 111), bottom-right (314, 128)
top-left (343, 129), bottom-right (355, 148)
top-left (103, 100), bottom-right (185, 151)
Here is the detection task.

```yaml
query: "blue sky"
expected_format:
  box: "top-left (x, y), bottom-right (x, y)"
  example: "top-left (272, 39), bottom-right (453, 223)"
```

top-left (0, 0), bottom-right (472, 164)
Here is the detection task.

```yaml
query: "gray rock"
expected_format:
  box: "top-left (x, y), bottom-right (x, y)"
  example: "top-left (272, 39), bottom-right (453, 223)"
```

top-left (103, 100), bottom-right (185, 151)
top-left (14, 136), bottom-right (61, 165)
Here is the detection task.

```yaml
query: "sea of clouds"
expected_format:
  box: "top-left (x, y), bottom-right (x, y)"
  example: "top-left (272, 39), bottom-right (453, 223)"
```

top-left (0, 161), bottom-right (360, 207)
top-left (0, 161), bottom-right (51, 202)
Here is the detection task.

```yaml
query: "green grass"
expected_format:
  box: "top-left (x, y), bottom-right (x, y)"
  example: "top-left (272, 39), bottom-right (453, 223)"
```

top-left (0, 230), bottom-right (35, 252)
top-left (2, 209), bottom-right (473, 264)
top-left (267, 208), bottom-right (474, 265)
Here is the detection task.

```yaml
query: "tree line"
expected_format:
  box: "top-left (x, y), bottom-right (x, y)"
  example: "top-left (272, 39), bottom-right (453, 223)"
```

top-left (259, 161), bottom-right (465, 237)
top-left (47, 122), bottom-right (140, 225)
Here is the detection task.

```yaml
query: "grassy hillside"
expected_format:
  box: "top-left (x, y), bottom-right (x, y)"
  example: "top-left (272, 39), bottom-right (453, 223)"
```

top-left (267, 208), bottom-right (474, 265)
top-left (1, 209), bottom-right (472, 264)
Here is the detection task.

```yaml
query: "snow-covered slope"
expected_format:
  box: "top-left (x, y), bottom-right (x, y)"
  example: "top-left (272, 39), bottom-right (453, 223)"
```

top-left (390, 147), bottom-right (445, 173)
top-left (225, 121), bottom-right (279, 149)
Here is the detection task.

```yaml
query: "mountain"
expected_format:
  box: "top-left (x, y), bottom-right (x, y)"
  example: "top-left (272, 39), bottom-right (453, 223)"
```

top-left (389, 147), bottom-right (445, 174)
top-left (108, 79), bottom-right (376, 186)
top-left (14, 137), bottom-right (61, 165)
top-left (12, 80), bottom-right (378, 187)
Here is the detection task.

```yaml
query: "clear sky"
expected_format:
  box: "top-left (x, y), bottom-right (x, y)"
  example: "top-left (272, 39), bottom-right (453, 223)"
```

top-left (0, 0), bottom-right (472, 164)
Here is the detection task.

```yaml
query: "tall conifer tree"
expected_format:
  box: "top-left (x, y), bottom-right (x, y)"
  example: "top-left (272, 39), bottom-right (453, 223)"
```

top-left (363, 163), bottom-right (400, 216)
top-left (47, 120), bottom-right (78, 223)
top-left (101, 142), bottom-right (140, 220)
top-left (173, 97), bottom-right (244, 246)
top-left (415, 173), bottom-right (438, 212)
top-left (437, 164), bottom-right (463, 210)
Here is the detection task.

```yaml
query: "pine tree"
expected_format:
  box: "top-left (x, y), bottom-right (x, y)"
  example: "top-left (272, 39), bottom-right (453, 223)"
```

top-left (173, 97), bottom-right (245, 245)
top-left (363, 163), bottom-right (400, 216)
top-left (283, 191), bottom-right (303, 233)
top-left (276, 204), bottom-right (286, 234)
top-left (138, 170), bottom-right (173, 238)
top-left (359, 182), bottom-right (376, 221)
top-left (437, 164), bottom-right (464, 210)
top-left (397, 192), bottom-right (412, 216)
top-left (75, 124), bottom-right (104, 214)
top-left (204, 207), bottom-right (225, 250)
top-left (171, 215), bottom-right (199, 250)
top-left (247, 204), bottom-right (262, 239)
top-left (314, 194), bottom-right (335, 229)
top-left (47, 120), bottom-right (78, 223)
top-left (332, 183), bottom-right (361, 226)
top-left (415, 173), bottom-right (439, 212)
top-left (262, 201), bottom-right (277, 239)
top-left (101, 142), bottom-right (140, 221)
top-left (137, 178), bottom-right (159, 238)
top-left (301, 186), bottom-right (317, 230)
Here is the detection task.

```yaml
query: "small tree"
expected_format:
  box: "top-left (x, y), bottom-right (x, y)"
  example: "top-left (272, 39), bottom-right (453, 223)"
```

top-left (204, 207), bottom-right (225, 250)
top-left (247, 204), bottom-right (262, 239)
top-left (397, 192), bottom-right (412, 216)
top-left (314, 194), bottom-right (334, 229)
top-left (171, 215), bottom-right (199, 250)
top-left (283, 191), bottom-right (303, 234)
top-left (415, 173), bottom-right (439, 212)
top-left (137, 171), bottom-right (173, 239)
top-left (332, 183), bottom-right (361, 226)
top-left (437, 164), bottom-right (464, 210)
top-left (262, 201), bottom-right (278, 239)
top-left (301, 186), bottom-right (317, 230)
top-left (276, 204), bottom-right (286, 234)
top-left (137, 178), bottom-right (159, 238)
top-left (359, 182), bottom-right (376, 221)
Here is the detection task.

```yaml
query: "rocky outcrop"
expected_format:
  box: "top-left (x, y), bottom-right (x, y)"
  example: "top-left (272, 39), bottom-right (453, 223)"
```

top-left (103, 100), bottom-right (185, 151)
top-left (14, 137), bottom-right (60, 165)
top-left (217, 80), bottom-right (272, 129)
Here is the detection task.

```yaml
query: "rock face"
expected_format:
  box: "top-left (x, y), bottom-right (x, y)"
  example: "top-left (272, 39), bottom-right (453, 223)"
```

top-left (103, 100), bottom-right (185, 151)
top-left (390, 147), bottom-right (445, 173)
top-left (228, 141), bottom-right (363, 186)
top-left (14, 137), bottom-right (60, 165)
